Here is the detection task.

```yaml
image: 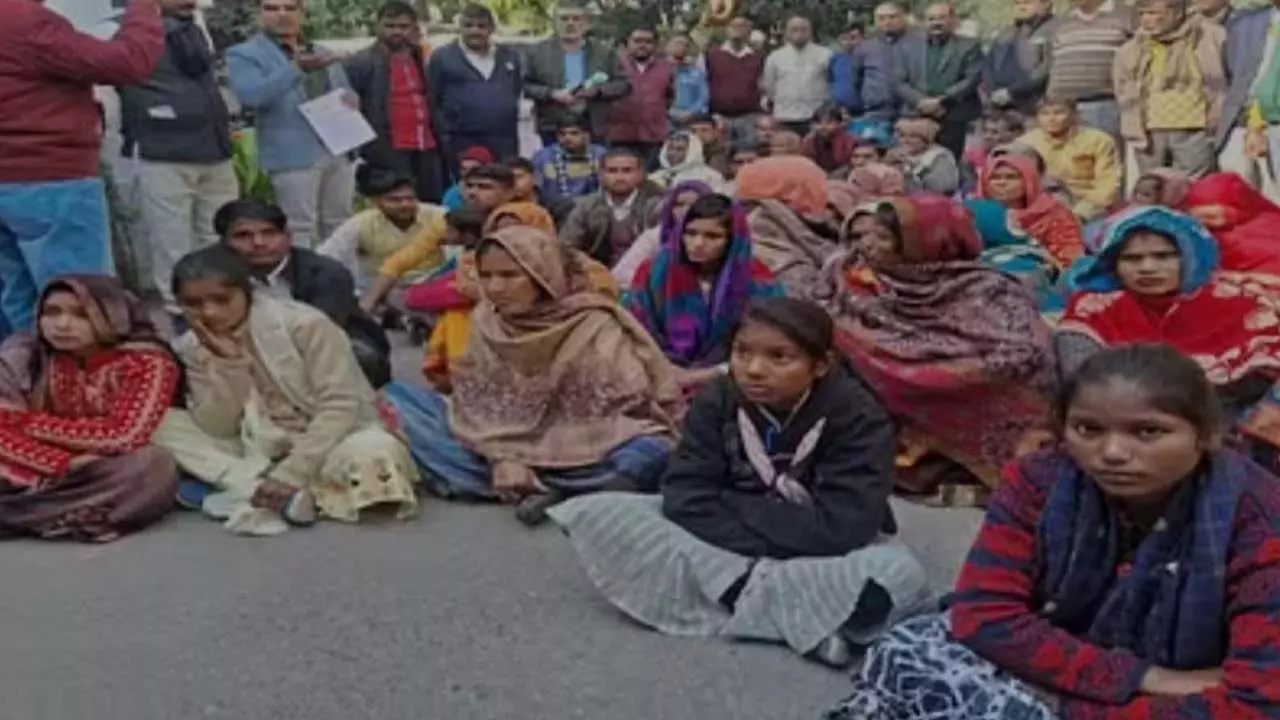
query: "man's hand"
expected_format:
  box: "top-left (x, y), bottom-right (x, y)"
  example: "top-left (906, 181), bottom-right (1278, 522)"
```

top-left (918, 97), bottom-right (943, 116)
top-left (1246, 128), bottom-right (1269, 159)
top-left (990, 88), bottom-right (1012, 107)
top-left (550, 89), bottom-right (577, 105)
top-left (1140, 667), bottom-right (1225, 697)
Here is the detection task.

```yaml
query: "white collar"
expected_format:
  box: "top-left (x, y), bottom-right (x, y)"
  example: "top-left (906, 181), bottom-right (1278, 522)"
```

top-left (461, 43), bottom-right (494, 58)
top-left (607, 191), bottom-right (638, 210)
top-left (720, 42), bottom-right (754, 58)
top-left (266, 255), bottom-right (290, 283)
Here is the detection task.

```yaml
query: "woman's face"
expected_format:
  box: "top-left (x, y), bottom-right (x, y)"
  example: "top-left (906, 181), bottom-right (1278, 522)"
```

top-left (478, 245), bottom-right (542, 316)
top-left (850, 213), bottom-right (900, 268)
top-left (895, 131), bottom-right (928, 155)
top-left (1131, 178), bottom-right (1163, 206)
top-left (986, 165), bottom-right (1027, 208)
top-left (730, 321), bottom-right (828, 410)
top-left (1115, 230), bottom-right (1181, 297)
top-left (39, 290), bottom-right (98, 355)
top-left (177, 278), bottom-right (250, 334)
top-left (666, 137), bottom-right (689, 166)
top-left (682, 216), bottom-right (731, 267)
top-left (1188, 204), bottom-right (1236, 229)
top-left (1064, 377), bottom-right (1204, 506)
top-left (671, 190), bottom-right (701, 225)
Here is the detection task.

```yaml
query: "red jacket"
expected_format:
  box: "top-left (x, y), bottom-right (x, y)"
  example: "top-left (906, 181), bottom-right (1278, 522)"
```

top-left (606, 55), bottom-right (673, 145)
top-left (0, 0), bottom-right (163, 183)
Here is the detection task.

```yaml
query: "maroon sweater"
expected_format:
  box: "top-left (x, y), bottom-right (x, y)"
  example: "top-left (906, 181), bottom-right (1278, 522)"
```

top-left (706, 46), bottom-right (764, 117)
top-left (0, 0), bottom-right (163, 182)
top-left (607, 55), bottom-right (674, 145)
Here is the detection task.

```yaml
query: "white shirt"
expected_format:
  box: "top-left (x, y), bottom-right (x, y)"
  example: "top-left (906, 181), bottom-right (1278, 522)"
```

top-left (719, 42), bottom-right (755, 59)
top-left (462, 44), bottom-right (497, 80)
top-left (254, 256), bottom-right (293, 300)
top-left (761, 43), bottom-right (833, 122)
top-left (607, 191), bottom-right (638, 222)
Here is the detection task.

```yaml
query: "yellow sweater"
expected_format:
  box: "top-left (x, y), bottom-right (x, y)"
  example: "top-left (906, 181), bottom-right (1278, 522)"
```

top-left (378, 209), bottom-right (450, 279)
top-left (1017, 128), bottom-right (1122, 220)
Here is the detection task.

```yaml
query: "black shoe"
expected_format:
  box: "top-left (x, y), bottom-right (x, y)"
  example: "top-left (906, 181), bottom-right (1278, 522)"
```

top-left (514, 490), bottom-right (565, 527)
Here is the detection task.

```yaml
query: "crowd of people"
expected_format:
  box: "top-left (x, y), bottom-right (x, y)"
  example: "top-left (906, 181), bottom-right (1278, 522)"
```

top-left (4, 0), bottom-right (1280, 715)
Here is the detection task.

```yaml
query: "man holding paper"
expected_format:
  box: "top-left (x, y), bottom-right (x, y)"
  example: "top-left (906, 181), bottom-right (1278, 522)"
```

top-left (227, 0), bottom-right (357, 248)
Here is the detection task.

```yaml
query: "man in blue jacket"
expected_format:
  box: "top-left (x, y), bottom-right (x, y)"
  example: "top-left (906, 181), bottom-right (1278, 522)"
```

top-left (829, 25), bottom-right (864, 117)
top-left (427, 4), bottom-right (523, 176)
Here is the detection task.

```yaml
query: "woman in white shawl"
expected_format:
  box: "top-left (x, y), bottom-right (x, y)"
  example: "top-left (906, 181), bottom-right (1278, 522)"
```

top-left (649, 130), bottom-right (725, 191)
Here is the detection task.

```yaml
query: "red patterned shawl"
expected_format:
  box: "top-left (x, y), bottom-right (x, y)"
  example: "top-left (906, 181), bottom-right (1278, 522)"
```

top-left (825, 195), bottom-right (1057, 486)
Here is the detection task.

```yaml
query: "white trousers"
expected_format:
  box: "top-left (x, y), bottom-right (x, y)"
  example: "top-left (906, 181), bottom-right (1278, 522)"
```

top-left (135, 159), bottom-right (238, 300)
top-left (269, 155), bottom-right (354, 249)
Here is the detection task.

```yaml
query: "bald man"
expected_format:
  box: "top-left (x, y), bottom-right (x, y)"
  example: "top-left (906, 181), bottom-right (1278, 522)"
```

top-left (854, 3), bottom-right (915, 129)
top-left (892, 3), bottom-right (983, 160)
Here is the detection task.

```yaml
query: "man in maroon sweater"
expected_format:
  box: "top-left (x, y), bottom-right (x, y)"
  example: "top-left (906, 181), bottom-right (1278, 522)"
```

top-left (0, 0), bottom-right (163, 337)
top-left (605, 27), bottom-right (674, 171)
top-left (705, 15), bottom-right (766, 144)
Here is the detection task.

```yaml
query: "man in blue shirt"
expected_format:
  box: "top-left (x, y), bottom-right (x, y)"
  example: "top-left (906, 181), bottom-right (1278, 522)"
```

top-left (667, 33), bottom-right (709, 126)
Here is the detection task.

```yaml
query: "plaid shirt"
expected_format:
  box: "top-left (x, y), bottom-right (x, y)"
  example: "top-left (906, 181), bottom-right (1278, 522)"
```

top-left (949, 450), bottom-right (1280, 719)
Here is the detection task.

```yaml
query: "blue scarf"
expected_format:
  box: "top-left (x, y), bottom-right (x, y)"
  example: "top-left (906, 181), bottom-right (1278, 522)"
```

top-left (1034, 450), bottom-right (1244, 669)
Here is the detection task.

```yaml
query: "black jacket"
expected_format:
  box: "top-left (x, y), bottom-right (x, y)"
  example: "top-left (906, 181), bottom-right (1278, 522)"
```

top-left (427, 42), bottom-right (523, 141)
top-left (893, 32), bottom-right (984, 125)
top-left (282, 247), bottom-right (389, 356)
top-left (343, 43), bottom-right (439, 168)
top-left (662, 364), bottom-right (897, 560)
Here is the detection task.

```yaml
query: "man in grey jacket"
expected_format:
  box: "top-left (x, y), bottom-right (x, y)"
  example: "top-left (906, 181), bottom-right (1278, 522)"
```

top-left (118, 0), bottom-right (235, 303)
top-left (523, 4), bottom-right (629, 146)
top-left (893, 3), bottom-right (983, 160)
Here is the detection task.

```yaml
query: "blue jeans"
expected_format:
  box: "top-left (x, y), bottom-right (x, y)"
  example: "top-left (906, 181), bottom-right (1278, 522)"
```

top-left (0, 178), bottom-right (112, 331)
top-left (383, 381), bottom-right (672, 499)
top-left (1077, 99), bottom-right (1122, 147)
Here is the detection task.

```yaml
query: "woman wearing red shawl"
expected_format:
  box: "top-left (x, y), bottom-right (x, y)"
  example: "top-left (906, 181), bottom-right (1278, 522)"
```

top-left (822, 195), bottom-right (1057, 505)
top-left (982, 154), bottom-right (1086, 268)
top-left (0, 275), bottom-right (182, 541)
top-left (1182, 172), bottom-right (1280, 274)
top-left (1058, 205), bottom-right (1280, 457)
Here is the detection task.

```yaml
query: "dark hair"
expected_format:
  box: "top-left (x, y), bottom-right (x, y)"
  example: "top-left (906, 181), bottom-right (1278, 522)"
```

top-left (628, 26), bottom-right (659, 41)
top-left (686, 113), bottom-right (716, 128)
top-left (682, 194), bottom-right (735, 242)
top-left (983, 109), bottom-right (1026, 134)
top-left (733, 297), bottom-right (834, 361)
top-left (854, 201), bottom-right (905, 249)
top-left (445, 204), bottom-right (488, 238)
top-left (171, 245), bottom-right (255, 301)
top-left (355, 164), bottom-right (413, 198)
top-left (556, 113), bottom-right (590, 132)
top-left (601, 146), bottom-right (643, 167)
top-left (1037, 94), bottom-right (1079, 113)
top-left (458, 3), bottom-right (494, 25)
top-left (376, 0), bottom-right (416, 21)
top-left (504, 155), bottom-right (535, 174)
top-left (1058, 343), bottom-right (1222, 438)
top-left (464, 164), bottom-right (516, 187)
top-left (213, 200), bottom-right (286, 239)
top-left (812, 102), bottom-right (845, 124)
top-left (845, 22), bottom-right (866, 34)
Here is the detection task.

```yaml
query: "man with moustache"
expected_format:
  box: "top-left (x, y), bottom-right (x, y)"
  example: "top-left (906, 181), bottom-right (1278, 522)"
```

top-left (119, 0), bottom-right (237, 307)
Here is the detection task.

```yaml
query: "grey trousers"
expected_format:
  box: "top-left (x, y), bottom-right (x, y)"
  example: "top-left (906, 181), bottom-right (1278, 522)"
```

top-left (1133, 129), bottom-right (1217, 178)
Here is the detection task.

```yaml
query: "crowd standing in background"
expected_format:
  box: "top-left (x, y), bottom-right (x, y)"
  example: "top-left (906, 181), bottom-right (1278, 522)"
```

top-left (5, 0), bottom-right (1280, 715)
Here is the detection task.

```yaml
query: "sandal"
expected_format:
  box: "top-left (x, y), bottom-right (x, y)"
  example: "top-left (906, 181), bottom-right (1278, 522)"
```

top-left (251, 479), bottom-right (318, 528)
top-left (514, 489), bottom-right (565, 527)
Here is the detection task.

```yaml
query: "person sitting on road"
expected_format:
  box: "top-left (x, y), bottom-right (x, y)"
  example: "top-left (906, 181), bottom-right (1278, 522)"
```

top-left (381, 227), bottom-right (681, 527)
top-left (216, 200), bottom-right (392, 388)
top-left (820, 195), bottom-right (1056, 507)
top-left (648, 130), bottom-right (725, 191)
top-left (626, 194), bottom-right (783, 393)
top-left (828, 343), bottom-right (1280, 719)
top-left (549, 297), bottom-right (929, 668)
top-left (318, 165), bottom-right (448, 291)
top-left (154, 246), bottom-right (419, 536)
top-left (441, 146), bottom-right (495, 211)
top-left (359, 164), bottom-right (516, 316)
top-left (0, 275), bottom-right (182, 542)
top-left (895, 117), bottom-right (959, 196)
top-left (980, 153), bottom-right (1086, 268)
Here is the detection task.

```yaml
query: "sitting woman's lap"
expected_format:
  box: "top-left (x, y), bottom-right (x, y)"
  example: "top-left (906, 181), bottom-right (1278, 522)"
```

top-left (825, 612), bottom-right (1057, 720)
top-left (382, 381), bottom-right (671, 499)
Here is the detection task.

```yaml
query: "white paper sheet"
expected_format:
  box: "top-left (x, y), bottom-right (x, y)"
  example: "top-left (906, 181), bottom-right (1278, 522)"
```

top-left (298, 89), bottom-right (376, 156)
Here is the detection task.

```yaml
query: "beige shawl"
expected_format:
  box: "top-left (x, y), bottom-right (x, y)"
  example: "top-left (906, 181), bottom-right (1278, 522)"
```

top-left (449, 227), bottom-right (683, 478)
top-left (1113, 14), bottom-right (1225, 148)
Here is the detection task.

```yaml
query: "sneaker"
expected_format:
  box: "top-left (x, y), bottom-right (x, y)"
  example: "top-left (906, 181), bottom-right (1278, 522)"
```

top-left (807, 635), bottom-right (853, 669)
top-left (176, 477), bottom-right (215, 511)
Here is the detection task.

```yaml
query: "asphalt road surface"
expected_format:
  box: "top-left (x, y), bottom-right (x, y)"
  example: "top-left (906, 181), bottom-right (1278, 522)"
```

top-left (0, 344), bottom-right (983, 720)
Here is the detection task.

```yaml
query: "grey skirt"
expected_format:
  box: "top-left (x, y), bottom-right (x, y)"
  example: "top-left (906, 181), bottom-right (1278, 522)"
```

top-left (548, 492), bottom-right (932, 655)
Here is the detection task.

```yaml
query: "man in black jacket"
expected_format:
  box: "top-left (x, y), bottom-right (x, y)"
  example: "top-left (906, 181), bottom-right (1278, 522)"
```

top-left (118, 0), bottom-right (237, 305)
top-left (893, 3), bottom-right (983, 160)
top-left (213, 200), bottom-right (392, 388)
top-left (343, 1), bottom-right (443, 202)
top-left (428, 4), bottom-right (524, 175)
